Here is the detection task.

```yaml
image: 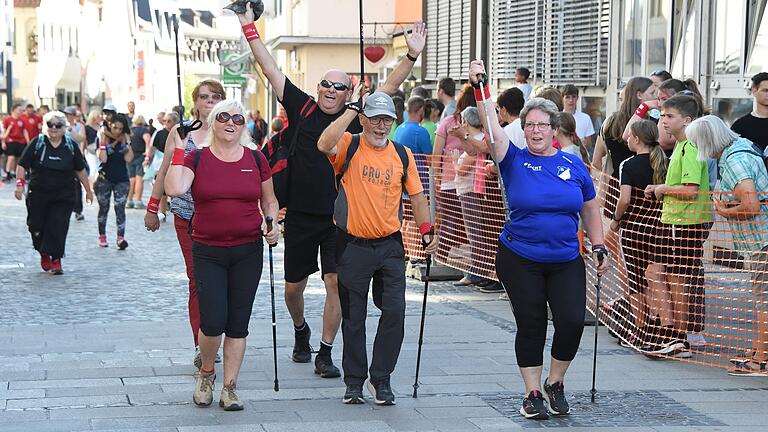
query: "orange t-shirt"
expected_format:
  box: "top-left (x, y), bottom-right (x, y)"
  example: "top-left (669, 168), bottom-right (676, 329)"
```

top-left (331, 132), bottom-right (423, 239)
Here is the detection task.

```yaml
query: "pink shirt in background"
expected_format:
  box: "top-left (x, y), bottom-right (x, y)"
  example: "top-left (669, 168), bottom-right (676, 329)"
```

top-left (435, 115), bottom-right (464, 191)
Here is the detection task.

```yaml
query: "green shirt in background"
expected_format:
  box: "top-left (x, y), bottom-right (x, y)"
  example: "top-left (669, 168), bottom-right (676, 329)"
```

top-left (661, 140), bottom-right (712, 225)
top-left (421, 121), bottom-right (437, 145)
top-left (388, 122), bottom-right (399, 142)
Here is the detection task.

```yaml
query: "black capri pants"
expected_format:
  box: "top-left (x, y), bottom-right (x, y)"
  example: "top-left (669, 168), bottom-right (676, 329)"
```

top-left (496, 242), bottom-right (586, 368)
top-left (192, 241), bottom-right (264, 338)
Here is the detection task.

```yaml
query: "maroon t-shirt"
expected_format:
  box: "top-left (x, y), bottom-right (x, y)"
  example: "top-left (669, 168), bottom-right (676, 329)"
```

top-left (184, 147), bottom-right (271, 247)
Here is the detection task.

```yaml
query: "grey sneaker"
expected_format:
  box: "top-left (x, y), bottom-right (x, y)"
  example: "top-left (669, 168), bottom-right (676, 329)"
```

top-left (192, 370), bottom-right (215, 407)
top-left (134, 201), bottom-right (146, 209)
top-left (219, 382), bottom-right (244, 411)
top-left (126, 200), bottom-right (135, 209)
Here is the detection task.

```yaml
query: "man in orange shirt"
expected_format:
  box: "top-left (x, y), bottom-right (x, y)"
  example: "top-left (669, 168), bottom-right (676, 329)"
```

top-left (318, 90), bottom-right (438, 406)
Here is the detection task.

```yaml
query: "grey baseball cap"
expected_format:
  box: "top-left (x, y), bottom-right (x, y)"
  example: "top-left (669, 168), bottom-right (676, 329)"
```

top-left (103, 103), bottom-right (117, 112)
top-left (363, 92), bottom-right (397, 119)
top-left (63, 106), bottom-right (77, 116)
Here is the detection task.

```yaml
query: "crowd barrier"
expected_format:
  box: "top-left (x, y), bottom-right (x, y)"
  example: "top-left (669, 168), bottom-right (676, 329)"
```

top-left (401, 154), bottom-right (766, 371)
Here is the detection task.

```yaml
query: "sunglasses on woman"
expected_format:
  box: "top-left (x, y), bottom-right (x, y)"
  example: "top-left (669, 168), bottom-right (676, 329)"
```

top-left (47, 122), bottom-right (66, 129)
top-left (215, 112), bottom-right (246, 126)
top-left (320, 79), bottom-right (350, 92)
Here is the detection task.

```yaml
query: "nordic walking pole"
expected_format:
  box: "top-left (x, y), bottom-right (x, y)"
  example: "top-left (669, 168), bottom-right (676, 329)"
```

top-left (172, 15), bottom-right (184, 124)
top-left (412, 228), bottom-right (434, 398)
top-left (359, 0), bottom-right (365, 81)
top-left (475, 73), bottom-right (510, 219)
top-left (591, 250), bottom-right (606, 403)
top-left (266, 216), bottom-right (279, 392)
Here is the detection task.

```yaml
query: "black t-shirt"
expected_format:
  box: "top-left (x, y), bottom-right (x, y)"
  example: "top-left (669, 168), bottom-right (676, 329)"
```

top-left (731, 113), bottom-right (768, 152)
top-left (85, 125), bottom-right (98, 146)
top-left (603, 132), bottom-right (635, 179)
top-left (152, 129), bottom-right (169, 153)
top-left (130, 126), bottom-right (148, 154)
top-left (279, 77), bottom-right (363, 215)
top-left (99, 143), bottom-right (130, 183)
top-left (18, 136), bottom-right (85, 196)
top-left (251, 118), bottom-right (268, 145)
top-left (618, 153), bottom-right (660, 221)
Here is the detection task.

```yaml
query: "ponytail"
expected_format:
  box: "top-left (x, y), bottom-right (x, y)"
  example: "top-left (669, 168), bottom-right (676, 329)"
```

top-left (649, 145), bottom-right (669, 185)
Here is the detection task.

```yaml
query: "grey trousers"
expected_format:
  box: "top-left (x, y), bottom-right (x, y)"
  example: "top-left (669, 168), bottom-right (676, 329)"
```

top-left (337, 230), bottom-right (407, 386)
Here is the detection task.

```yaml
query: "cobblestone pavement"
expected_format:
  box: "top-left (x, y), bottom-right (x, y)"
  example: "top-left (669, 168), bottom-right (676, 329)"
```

top-left (1, 183), bottom-right (767, 431)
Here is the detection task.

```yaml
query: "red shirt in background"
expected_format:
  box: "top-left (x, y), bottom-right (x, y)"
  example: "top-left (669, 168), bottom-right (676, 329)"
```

top-left (2, 116), bottom-right (28, 143)
top-left (21, 113), bottom-right (42, 141)
top-left (183, 147), bottom-right (272, 247)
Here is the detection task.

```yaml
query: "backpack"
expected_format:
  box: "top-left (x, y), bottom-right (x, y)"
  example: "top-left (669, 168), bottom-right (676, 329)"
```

top-left (33, 134), bottom-right (76, 164)
top-left (262, 99), bottom-right (318, 208)
top-left (336, 134), bottom-right (410, 191)
top-left (188, 147), bottom-right (264, 235)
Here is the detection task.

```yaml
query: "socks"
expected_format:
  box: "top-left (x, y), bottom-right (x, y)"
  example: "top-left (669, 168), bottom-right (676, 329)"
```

top-left (294, 321), bottom-right (308, 333)
top-left (318, 340), bottom-right (332, 357)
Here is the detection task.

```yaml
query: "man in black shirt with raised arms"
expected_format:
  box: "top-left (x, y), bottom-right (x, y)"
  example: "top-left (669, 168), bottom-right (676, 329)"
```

top-left (234, 4), bottom-right (426, 378)
top-left (731, 72), bottom-right (768, 151)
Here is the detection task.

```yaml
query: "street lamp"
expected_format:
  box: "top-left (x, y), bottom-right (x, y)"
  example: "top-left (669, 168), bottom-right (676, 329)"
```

top-left (408, 73), bottom-right (417, 88)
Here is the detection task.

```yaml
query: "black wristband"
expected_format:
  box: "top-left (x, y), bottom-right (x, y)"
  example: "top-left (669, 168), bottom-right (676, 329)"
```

top-left (346, 101), bottom-right (363, 113)
top-left (406, 52), bottom-right (418, 62)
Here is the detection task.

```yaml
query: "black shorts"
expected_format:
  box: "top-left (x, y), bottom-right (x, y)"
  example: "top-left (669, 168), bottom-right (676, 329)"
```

top-left (283, 211), bottom-right (337, 283)
top-left (657, 223), bottom-right (710, 275)
top-left (4, 142), bottom-right (26, 157)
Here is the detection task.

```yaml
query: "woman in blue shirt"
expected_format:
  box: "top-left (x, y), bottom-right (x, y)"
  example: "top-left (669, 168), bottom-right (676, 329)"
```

top-left (469, 60), bottom-right (609, 420)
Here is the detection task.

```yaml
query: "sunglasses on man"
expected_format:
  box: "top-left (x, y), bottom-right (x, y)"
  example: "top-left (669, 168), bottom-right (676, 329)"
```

top-left (320, 79), bottom-right (350, 92)
top-left (47, 122), bottom-right (66, 129)
top-left (215, 112), bottom-right (246, 126)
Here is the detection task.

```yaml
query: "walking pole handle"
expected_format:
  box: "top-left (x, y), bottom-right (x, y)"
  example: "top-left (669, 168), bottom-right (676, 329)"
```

top-left (265, 216), bottom-right (277, 247)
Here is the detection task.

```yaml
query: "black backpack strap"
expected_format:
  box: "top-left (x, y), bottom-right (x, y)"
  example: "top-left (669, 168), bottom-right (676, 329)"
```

top-left (250, 148), bottom-right (262, 173)
top-left (391, 141), bottom-right (409, 188)
top-left (287, 99), bottom-right (318, 157)
top-left (193, 148), bottom-right (202, 170)
top-left (336, 134), bottom-right (361, 188)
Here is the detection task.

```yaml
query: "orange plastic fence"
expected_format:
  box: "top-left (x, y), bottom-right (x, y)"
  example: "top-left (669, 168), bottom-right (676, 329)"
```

top-left (401, 153), bottom-right (767, 373)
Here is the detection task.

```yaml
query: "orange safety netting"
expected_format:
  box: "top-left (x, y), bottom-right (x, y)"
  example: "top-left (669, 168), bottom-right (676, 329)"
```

top-left (401, 154), bottom-right (767, 372)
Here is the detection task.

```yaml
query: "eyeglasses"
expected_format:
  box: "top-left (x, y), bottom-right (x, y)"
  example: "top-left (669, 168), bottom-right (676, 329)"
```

top-left (198, 93), bottom-right (223, 101)
top-left (320, 79), bottom-right (350, 92)
top-left (523, 122), bottom-right (552, 131)
top-left (215, 112), bottom-right (246, 126)
top-left (366, 116), bottom-right (394, 127)
top-left (47, 122), bottom-right (66, 129)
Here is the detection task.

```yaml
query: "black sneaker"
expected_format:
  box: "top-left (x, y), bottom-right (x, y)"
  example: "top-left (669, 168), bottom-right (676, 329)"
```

top-left (543, 379), bottom-right (570, 415)
top-left (342, 383), bottom-right (364, 404)
top-left (479, 282), bottom-right (504, 294)
top-left (367, 377), bottom-right (395, 406)
top-left (314, 354), bottom-right (341, 378)
top-left (520, 390), bottom-right (549, 420)
top-left (292, 324), bottom-right (312, 363)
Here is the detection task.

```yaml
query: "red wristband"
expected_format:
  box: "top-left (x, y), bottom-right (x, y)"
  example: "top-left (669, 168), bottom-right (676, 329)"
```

top-left (171, 147), bottom-right (186, 165)
top-left (473, 85), bottom-right (491, 101)
top-left (99, 143), bottom-right (106, 150)
top-left (16, 178), bottom-right (26, 188)
top-left (419, 223), bottom-right (433, 236)
top-left (147, 196), bottom-right (160, 214)
top-left (242, 23), bottom-right (260, 41)
top-left (635, 102), bottom-right (649, 119)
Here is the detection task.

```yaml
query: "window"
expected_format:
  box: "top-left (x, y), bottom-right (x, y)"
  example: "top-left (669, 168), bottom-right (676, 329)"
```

top-left (748, 0), bottom-right (768, 74)
top-left (646, 0), bottom-right (672, 75)
top-left (671, 0), bottom-right (697, 77)
top-left (622, 0), bottom-right (644, 77)
top-left (713, 0), bottom-right (745, 74)
top-left (425, 0), bottom-right (473, 81)
top-left (712, 98), bottom-right (753, 126)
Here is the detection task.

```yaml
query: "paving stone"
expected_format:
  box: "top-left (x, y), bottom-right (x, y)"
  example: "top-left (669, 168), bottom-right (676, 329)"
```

top-left (259, 421), bottom-right (394, 432)
top-left (45, 384), bottom-right (161, 398)
top-left (0, 420), bottom-right (91, 432)
top-left (45, 367), bottom-right (156, 380)
top-left (10, 378), bottom-right (123, 390)
top-left (89, 414), bottom-right (219, 430)
top-left (5, 394), bottom-right (129, 410)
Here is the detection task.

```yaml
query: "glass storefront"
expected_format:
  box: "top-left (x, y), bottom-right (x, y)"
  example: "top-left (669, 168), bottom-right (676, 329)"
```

top-left (713, 98), bottom-right (754, 126)
top-left (748, 3), bottom-right (768, 75)
top-left (647, 0), bottom-right (672, 75)
top-left (713, 0), bottom-right (745, 75)
top-left (623, 0), bottom-right (645, 77)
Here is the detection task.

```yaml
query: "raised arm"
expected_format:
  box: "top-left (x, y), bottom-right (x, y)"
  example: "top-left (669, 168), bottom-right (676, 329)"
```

top-left (469, 60), bottom-right (509, 163)
top-left (235, 7), bottom-right (286, 100)
top-left (164, 131), bottom-right (195, 197)
top-left (378, 22), bottom-right (426, 95)
top-left (318, 87), bottom-right (367, 155)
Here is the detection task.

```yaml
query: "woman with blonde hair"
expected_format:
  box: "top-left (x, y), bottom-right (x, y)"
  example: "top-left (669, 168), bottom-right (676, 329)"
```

top-left (166, 98), bottom-right (279, 410)
top-left (14, 111), bottom-right (93, 274)
top-left (144, 79), bottom-right (226, 367)
top-left (556, 112), bottom-right (590, 164)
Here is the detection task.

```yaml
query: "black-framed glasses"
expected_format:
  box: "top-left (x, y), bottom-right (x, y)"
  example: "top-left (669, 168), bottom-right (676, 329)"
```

top-left (320, 79), bottom-right (350, 92)
top-left (366, 116), bottom-right (394, 127)
top-left (47, 122), bottom-right (66, 129)
top-left (198, 93), bottom-right (223, 101)
top-left (215, 112), bottom-right (246, 126)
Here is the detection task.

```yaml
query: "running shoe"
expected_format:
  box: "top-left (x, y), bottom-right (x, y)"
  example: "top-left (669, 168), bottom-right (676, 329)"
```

top-left (543, 379), bottom-right (570, 415)
top-left (193, 369), bottom-right (215, 407)
top-left (98, 235), bottom-right (108, 248)
top-left (479, 282), bottom-right (505, 293)
top-left (728, 360), bottom-right (768, 376)
top-left (134, 201), bottom-right (146, 210)
top-left (117, 236), bottom-right (129, 250)
top-left (292, 324), bottom-right (312, 363)
top-left (367, 377), bottom-right (395, 406)
top-left (686, 333), bottom-right (707, 348)
top-left (40, 253), bottom-right (52, 271)
top-left (314, 354), bottom-right (341, 378)
top-left (342, 383), bottom-right (364, 404)
top-left (219, 382), bottom-right (244, 411)
top-left (520, 390), bottom-right (549, 420)
top-left (74, 212), bottom-right (85, 221)
top-left (49, 259), bottom-right (63, 275)
top-left (126, 200), bottom-right (135, 209)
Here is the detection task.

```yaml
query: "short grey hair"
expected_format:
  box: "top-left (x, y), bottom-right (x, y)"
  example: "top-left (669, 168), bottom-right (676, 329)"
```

top-left (688, 115), bottom-right (740, 160)
top-left (41, 111), bottom-right (68, 135)
top-left (461, 107), bottom-right (482, 129)
top-left (519, 97), bottom-right (561, 130)
top-left (201, 99), bottom-right (253, 148)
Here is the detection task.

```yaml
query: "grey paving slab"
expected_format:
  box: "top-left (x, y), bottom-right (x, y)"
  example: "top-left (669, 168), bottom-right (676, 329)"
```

top-left (89, 413), bottom-right (219, 430)
top-left (0, 420), bottom-right (91, 432)
top-left (45, 384), bottom-right (161, 398)
top-left (5, 394), bottom-right (129, 410)
top-left (259, 421), bottom-right (393, 432)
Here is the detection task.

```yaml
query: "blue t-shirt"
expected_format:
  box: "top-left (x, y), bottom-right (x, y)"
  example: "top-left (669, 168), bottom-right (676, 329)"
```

top-left (393, 120), bottom-right (433, 155)
top-left (498, 144), bottom-right (596, 263)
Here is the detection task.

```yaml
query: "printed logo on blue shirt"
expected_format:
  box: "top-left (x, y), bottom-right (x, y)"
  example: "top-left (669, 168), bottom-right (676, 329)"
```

top-left (523, 162), bottom-right (542, 172)
top-left (557, 166), bottom-right (571, 181)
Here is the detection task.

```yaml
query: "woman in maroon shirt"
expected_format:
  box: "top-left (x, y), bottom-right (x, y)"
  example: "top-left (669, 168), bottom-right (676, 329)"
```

top-left (166, 99), bottom-right (279, 411)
